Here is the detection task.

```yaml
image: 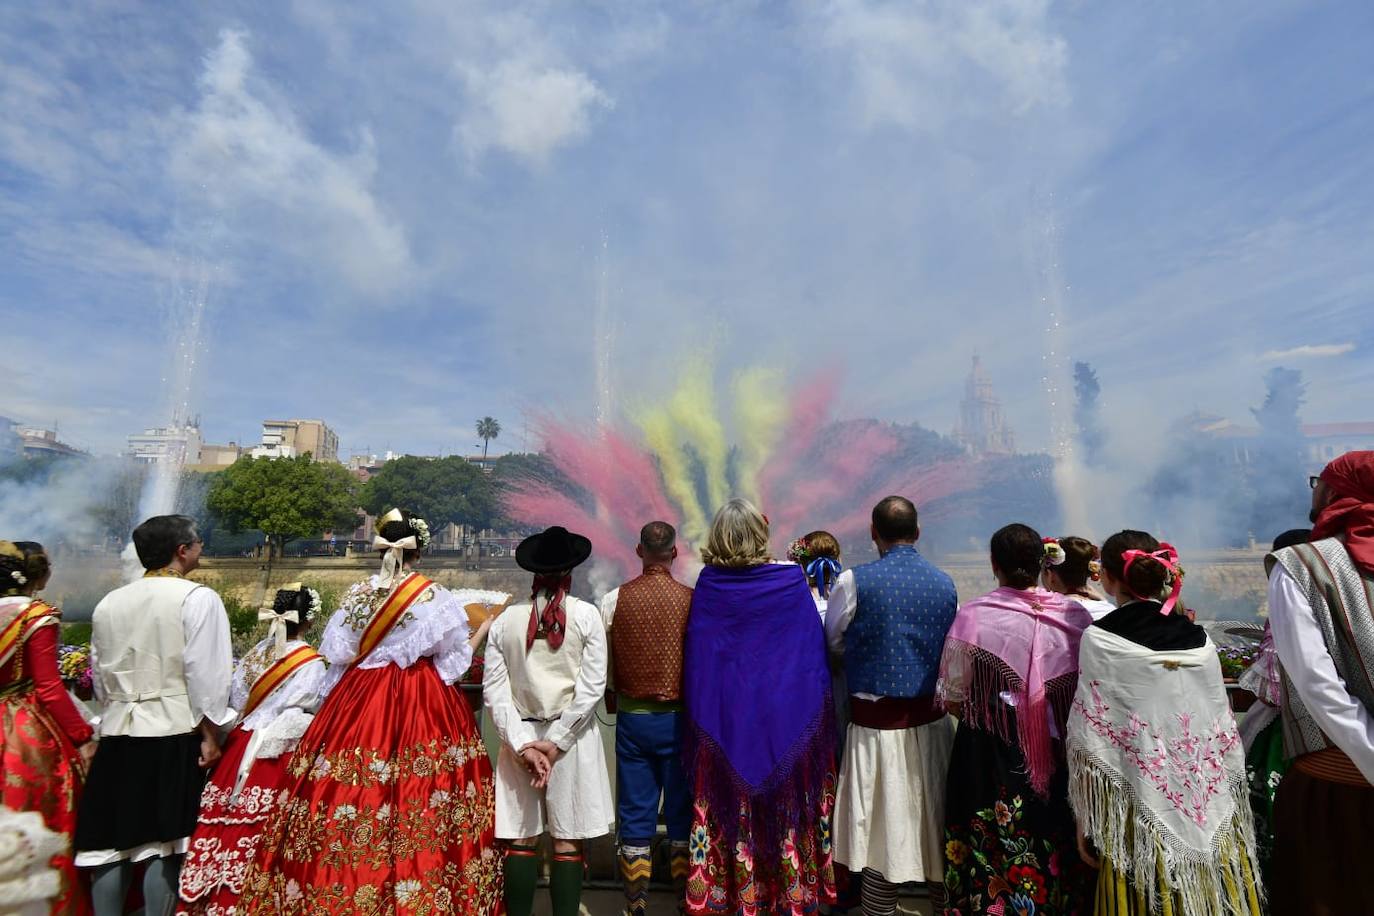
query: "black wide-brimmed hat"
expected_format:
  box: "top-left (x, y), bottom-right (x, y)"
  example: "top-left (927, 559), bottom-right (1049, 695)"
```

top-left (515, 526), bottom-right (592, 574)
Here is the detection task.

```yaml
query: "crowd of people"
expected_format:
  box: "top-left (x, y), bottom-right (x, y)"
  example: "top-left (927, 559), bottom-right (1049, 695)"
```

top-left (2, 449), bottom-right (1373, 915)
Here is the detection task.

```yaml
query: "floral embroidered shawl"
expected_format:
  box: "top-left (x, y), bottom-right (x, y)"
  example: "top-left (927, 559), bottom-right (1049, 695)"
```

top-left (1067, 626), bottom-right (1262, 915)
top-left (937, 586), bottom-right (1093, 797)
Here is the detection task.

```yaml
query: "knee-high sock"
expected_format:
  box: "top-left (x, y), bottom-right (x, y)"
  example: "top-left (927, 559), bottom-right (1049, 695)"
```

top-left (620, 844), bottom-right (652, 916)
top-left (549, 851), bottom-right (584, 916)
top-left (142, 855), bottom-right (182, 916)
top-left (504, 844), bottom-right (541, 916)
top-left (669, 840), bottom-right (690, 904)
top-left (860, 868), bottom-right (898, 916)
top-left (90, 861), bottom-right (133, 916)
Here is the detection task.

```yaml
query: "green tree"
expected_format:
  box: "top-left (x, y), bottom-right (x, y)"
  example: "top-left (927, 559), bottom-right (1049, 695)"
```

top-left (206, 455), bottom-right (360, 557)
top-left (362, 455), bottom-right (497, 531)
top-left (476, 416), bottom-right (501, 459)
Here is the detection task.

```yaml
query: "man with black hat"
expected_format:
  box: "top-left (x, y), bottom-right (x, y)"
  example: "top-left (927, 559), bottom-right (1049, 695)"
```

top-left (483, 525), bottom-right (613, 916)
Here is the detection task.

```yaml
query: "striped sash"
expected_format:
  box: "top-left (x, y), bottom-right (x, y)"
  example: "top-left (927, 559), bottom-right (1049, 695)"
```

top-left (0, 601), bottom-right (57, 669)
top-left (242, 644), bottom-right (322, 719)
top-left (354, 572), bottom-right (434, 666)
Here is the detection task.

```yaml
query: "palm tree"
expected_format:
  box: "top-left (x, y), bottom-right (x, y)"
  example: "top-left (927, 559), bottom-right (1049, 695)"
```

top-left (476, 416), bottom-right (501, 459)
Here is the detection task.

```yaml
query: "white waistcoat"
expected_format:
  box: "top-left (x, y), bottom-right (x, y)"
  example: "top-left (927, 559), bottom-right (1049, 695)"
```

top-left (93, 577), bottom-right (201, 738)
top-left (497, 598), bottom-right (591, 721)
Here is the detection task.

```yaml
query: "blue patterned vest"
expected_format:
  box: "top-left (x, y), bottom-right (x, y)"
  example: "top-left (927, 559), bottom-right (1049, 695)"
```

top-left (844, 545), bottom-right (958, 698)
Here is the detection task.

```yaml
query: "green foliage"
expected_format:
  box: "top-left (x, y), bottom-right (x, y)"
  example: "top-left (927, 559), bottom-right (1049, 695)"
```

top-left (223, 594), bottom-right (264, 656)
top-left (206, 455), bottom-right (360, 549)
top-left (61, 621), bottom-right (93, 645)
top-left (476, 416), bottom-right (501, 458)
top-left (362, 455), bottom-right (496, 529)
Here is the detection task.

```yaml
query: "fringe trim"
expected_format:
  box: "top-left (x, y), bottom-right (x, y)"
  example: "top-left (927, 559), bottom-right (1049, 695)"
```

top-left (683, 694), bottom-right (836, 885)
top-left (940, 640), bottom-right (1077, 798)
top-left (1067, 747), bottom-right (1264, 916)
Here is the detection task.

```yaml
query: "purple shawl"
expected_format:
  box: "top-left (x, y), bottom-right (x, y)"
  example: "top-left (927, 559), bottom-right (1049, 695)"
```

top-left (684, 562), bottom-right (835, 846)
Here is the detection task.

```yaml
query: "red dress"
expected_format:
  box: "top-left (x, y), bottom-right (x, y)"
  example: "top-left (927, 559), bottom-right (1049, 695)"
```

top-left (239, 577), bottom-right (501, 915)
top-left (177, 638), bottom-right (325, 916)
top-left (0, 598), bottom-right (93, 915)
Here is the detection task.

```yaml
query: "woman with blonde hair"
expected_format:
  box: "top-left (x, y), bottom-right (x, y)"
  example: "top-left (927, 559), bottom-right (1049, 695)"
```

top-left (683, 499), bottom-right (837, 915)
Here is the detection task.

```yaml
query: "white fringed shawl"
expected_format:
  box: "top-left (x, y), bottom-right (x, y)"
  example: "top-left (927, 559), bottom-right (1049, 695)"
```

top-left (1066, 627), bottom-right (1262, 915)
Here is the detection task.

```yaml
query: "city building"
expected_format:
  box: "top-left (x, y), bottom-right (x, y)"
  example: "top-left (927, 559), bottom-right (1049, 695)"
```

top-left (952, 356), bottom-right (1016, 456)
top-left (185, 441), bottom-right (243, 471)
top-left (127, 422), bottom-right (203, 465)
top-left (18, 426), bottom-right (87, 459)
top-left (251, 418), bottom-right (339, 462)
top-left (0, 416), bottom-right (18, 459)
top-left (1178, 412), bottom-right (1374, 472)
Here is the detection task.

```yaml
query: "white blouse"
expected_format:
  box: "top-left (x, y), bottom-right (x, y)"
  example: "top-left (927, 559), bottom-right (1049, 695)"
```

top-left (230, 636), bottom-right (328, 735)
top-left (318, 574), bottom-right (474, 695)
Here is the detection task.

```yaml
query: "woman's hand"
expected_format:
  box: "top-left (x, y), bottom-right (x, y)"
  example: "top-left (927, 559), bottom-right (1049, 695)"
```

top-left (468, 615), bottom-right (495, 650)
top-left (1076, 825), bottom-right (1100, 869)
top-left (79, 739), bottom-right (97, 766)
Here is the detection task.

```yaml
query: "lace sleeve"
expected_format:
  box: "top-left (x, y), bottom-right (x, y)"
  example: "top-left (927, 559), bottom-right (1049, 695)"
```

top-left (371, 587), bottom-right (473, 684)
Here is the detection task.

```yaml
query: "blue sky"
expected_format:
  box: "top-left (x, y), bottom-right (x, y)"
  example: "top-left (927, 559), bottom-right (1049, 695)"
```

top-left (2, 0), bottom-right (1372, 461)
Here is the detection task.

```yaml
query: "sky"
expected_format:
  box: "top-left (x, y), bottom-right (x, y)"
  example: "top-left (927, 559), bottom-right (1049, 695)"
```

top-left (3, 0), bottom-right (1373, 463)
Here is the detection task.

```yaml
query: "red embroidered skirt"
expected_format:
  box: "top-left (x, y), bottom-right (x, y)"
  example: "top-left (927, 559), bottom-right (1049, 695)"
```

top-left (1, 685), bottom-right (89, 915)
top-left (176, 725), bottom-right (290, 914)
top-left (238, 658), bottom-right (502, 915)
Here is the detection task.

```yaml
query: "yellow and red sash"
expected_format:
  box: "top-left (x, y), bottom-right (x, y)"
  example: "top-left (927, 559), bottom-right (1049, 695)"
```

top-left (355, 573), bottom-right (434, 666)
top-left (0, 601), bottom-right (57, 669)
top-left (242, 644), bottom-right (322, 719)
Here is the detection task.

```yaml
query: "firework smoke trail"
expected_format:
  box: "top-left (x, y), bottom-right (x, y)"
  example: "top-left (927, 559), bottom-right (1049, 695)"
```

top-left (503, 488), bottom-right (640, 577)
top-left (826, 461), bottom-right (981, 540)
top-left (665, 360), bottom-right (730, 513)
top-left (764, 423), bottom-right (902, 540)
top-left (732, 367), bottom-right (788, 504)
top-left (640, 410), bottom-right (708, 542)
top-left (757, 372), bottom-right (840, 511)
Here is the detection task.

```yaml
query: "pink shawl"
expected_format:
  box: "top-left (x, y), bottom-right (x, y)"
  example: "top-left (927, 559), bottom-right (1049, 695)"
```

top-left (938, 586), bottom-right (1094, 796)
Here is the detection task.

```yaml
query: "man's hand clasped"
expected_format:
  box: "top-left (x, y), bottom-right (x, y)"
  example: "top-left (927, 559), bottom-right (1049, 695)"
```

top-left (517, 740), bottom-right (563, 789)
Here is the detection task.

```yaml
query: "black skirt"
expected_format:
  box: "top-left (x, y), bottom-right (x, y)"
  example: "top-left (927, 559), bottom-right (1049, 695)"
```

top-left (74, 732), bottom-right (206, 853)
top-left (943, 722), bottom-right (1093, 914)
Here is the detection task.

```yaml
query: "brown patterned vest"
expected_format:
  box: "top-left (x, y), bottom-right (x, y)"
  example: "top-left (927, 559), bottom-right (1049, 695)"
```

top-left (610, 567), bottom-right (692, 702)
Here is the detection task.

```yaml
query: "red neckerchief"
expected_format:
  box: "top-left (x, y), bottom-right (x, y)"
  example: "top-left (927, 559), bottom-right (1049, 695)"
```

top-left (526, 574), bottom-right (572, 650)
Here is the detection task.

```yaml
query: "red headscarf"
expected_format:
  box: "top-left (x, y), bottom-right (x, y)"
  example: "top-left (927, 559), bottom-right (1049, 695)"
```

top-left (1312, 450), bottom-right (1374, 575)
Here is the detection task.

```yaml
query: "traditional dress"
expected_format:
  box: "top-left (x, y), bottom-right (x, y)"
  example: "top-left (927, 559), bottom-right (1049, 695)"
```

top-left (239, 573), bottom-right (501, 914)
top-left (825, 545), bottom-right (957, 902)
top-left (0, 806), bottom-right (66, 914)
top-left (601, 565), bottom-right (694, 916)
top-left (175, 636), bottom-right (326, 915)
top-left (938, 586), bottom-right (1094, 915)
top-left (1067, 601), bottom-right (1262, 915)
top-left (75, 572), bottom-right (234, 889)
top-left (1, 597), bottom-right (93, 915)
top-left (1234, 623), bottom-right (1286, 890)
top-left (1268, 528), bottom-right (1374, 914)
top-left (683, 562), bottom-right (837, 916)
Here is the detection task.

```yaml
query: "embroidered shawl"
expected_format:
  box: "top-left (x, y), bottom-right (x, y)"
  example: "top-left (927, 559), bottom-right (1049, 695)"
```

top-left (684, 562), bottom-right (835, 853)
top-left (937, 586), bottom-right (1092, 796)
top-left (1067, 626), bottom-right (1261, 916)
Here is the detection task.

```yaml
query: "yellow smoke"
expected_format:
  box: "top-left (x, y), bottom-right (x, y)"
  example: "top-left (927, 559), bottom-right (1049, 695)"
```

top-left (731, 366), bottom-right (787, 504)
top-left (639, 409), bottom-right (708, 542)
top-left (666, 361), bottom-right (730, 514)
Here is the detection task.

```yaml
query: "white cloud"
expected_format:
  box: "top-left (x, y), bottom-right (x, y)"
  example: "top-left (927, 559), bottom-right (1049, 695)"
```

top-left (1262, 343), bottom-right (1356, 360)
top-left (807, 0), bottom-right (1068, 131)
top-left (455, 53), bottom-right (612, 166)
top-left (169, 29), bottom-right (412, 296)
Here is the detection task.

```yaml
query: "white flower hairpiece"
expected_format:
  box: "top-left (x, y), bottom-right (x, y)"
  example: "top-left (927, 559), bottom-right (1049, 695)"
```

top-left (304, 586), bottom-right (322, 621)
top-left (10, 570), bottom-right (26, 585)
top-left (411, 517), bottom-right (432, 549)
top-left (1042, 538), bottom-right (1067, 567)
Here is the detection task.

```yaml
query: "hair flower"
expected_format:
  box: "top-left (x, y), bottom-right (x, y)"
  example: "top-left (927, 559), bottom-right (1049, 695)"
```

top-left (1042, 538), bottom-right (1066, 567)
top-left (411, 517), bottom-right (432, 549)
top-left (10, 570), bottom-right (26, 584)
top-left (786, 538), bottom-right (810, 563)
top-left (304, 586), bottom-right (322, 621)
